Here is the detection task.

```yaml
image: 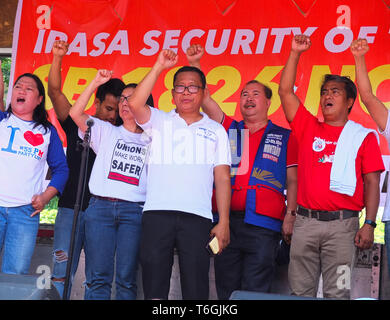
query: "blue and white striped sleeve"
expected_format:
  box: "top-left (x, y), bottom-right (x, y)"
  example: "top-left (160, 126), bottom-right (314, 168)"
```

top-left (46, 125), bottom-right (69, 194)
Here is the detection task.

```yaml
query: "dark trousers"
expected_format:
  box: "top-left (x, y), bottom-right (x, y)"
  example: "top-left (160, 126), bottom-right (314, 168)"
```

top-left (139, 210), bottom-right (212, 300)
top-left (214, 213), bottom-right (281, 300)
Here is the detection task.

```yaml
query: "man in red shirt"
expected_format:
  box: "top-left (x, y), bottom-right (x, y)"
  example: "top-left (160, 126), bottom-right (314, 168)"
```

top-left (187, 45), bottom-right (298, 299)
top-left (278, 35), bottom-right (384, 299)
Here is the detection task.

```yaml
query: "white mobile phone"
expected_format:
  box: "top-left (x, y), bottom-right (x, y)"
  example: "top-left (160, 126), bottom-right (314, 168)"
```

top-left (207, 236), bottom-right (219, 255)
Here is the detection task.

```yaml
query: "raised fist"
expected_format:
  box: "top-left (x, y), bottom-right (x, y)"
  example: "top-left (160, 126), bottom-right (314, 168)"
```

top-left (156, 49), bottom-right (178, 70)
top-left (94, 69), bottom-right (113, 86)
top-left (350, 38), bottom-right (369, 57)
top-left (186, 44), bottom-right (204, 66)
top-left (52, 40), bottom-right (69, 57)
top-left (291, 35), bottom-right (311, 53)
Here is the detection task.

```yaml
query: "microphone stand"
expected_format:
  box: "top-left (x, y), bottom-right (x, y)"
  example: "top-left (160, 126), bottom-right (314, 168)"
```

top-left (62, 121), bottom-right (93, 300)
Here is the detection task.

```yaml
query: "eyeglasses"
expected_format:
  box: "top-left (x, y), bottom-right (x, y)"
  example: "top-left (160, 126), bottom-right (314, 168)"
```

top-left (119, 95), bottom-right (131, 103)
top-left (173, 85), bottom-right (204, 94)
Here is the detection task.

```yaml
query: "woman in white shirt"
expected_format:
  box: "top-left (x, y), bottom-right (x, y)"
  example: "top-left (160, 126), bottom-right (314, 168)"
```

top-left (69, 70), bottom-right (151, 300)
top-left (0, 73), bottom-right (68, 275)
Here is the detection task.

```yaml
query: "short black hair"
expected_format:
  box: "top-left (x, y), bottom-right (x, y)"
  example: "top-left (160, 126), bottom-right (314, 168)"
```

top-left (321, 74), bottom-right (357, 113)
top-left (96, 78), bottom-right (125, 102)
top-left (123, 83), bottom-right (154, 108)
top-left (115, 83), bottom-right (155, 127)
top-left (173, 66), bottom-right (206, 89)
top-left (241, 80), bottom-right (272, 99)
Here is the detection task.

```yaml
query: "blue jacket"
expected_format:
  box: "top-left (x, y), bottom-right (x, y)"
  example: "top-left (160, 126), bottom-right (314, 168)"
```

top-left (228, 119), bottom-right (291, 232)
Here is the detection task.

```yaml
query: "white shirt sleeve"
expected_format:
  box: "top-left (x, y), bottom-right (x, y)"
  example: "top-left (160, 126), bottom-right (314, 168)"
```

top-left (136, 106), bottom-right (159, 135)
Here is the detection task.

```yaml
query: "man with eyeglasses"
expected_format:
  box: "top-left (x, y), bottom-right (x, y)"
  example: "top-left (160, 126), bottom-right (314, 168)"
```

top-left (186, 44), bottom-right (298, 299)
top-left (127, 49), bottom-right (231, 300)
top-left (278, 34), bottom-right (384, 299)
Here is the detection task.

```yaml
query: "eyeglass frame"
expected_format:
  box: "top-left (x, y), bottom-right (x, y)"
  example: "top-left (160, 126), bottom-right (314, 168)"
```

top-left (119, 95), bottom-right (132, 103)
top-left (172, 85), bottom-right (205, 94)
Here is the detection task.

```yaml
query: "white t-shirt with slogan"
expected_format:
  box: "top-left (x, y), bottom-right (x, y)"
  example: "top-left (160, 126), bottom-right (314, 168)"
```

top-left (80, 117), bottom-right (150, 202)
top-left (0, 112), bottom-right (68, 207)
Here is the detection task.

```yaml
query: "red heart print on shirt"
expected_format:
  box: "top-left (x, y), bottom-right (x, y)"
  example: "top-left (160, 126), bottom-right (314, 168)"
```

top-left (24, 131), bottom-right (44, 146)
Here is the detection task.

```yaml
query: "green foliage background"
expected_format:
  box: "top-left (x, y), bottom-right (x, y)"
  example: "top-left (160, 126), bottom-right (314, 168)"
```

top-left (1, 57), bottom-right (11, 105)
top-left (40, 197), bottom-right (58, 224)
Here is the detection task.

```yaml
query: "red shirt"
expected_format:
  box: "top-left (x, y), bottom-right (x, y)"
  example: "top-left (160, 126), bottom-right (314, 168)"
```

top-left (291, 104), bottom-right (385, 211)
top-left (222, 115), bottom-right (298, 216)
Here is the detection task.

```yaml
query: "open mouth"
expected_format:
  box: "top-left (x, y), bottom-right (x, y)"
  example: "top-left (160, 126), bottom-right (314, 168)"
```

top-left (324, 101), bottom-right (334, 108)
top-left (16, 97), bottom-right (26, 103)
top-left (244, 103), bottom-right (256, 109)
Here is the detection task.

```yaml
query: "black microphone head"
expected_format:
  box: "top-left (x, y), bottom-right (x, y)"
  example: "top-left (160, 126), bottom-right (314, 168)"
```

top-left (86, 118), bottom-right (94, 127)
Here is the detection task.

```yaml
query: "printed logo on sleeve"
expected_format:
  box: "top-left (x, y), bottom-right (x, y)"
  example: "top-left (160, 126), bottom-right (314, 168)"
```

top-left (108, 139), bottom-right (148, 186)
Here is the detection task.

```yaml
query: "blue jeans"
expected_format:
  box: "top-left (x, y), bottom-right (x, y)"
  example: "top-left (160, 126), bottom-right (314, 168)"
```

top-left (52, 207), bottom-right (86, 299)
top-left (0, 204), bottom-right (40, 274)
top-left (84, 197), bottom-right (143, 300)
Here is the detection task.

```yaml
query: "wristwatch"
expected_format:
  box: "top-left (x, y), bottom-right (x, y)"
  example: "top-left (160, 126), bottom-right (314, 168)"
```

top-left (287, 209), bottom-right (296, 216)
top-left (364, 219), bottom-right (377, 228)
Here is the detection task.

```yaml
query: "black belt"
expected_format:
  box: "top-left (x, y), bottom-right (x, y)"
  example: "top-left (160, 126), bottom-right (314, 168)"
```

top-left (92, 195), bottom-right (144, 205)
top-left (297, 206), bottom-right (359, 221)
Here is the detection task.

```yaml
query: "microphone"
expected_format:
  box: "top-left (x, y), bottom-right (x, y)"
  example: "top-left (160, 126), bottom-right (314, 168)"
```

top-left (77, 118), bottom-right (94, 151)
top-left (83, 118), bottom-right (94, 145)
top-left (86, 118), bottom-right (94, 128)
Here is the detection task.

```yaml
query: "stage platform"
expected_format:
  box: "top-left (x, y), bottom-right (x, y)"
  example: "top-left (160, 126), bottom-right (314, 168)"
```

top-left (0, 224), bottom-right (389, 300)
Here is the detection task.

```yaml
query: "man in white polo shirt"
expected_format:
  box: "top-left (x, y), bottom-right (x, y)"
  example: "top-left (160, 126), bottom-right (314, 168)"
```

top-left (128, 49), bottom-right (231, 300)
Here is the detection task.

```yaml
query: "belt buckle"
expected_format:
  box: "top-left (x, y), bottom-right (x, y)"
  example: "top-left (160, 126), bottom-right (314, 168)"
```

top-left (308, 210), bottom-right (316, 219)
